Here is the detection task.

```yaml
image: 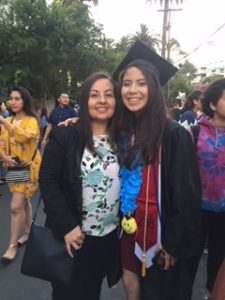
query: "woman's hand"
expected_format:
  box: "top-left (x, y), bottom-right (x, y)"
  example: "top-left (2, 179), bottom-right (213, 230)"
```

top-left (0, 116), bottom-right (6, 124)
top-left (154, 244), bottom-right (177, 270)
top-left (41, 139), bottom-right (47, 148)
top-left (2, 155), bottom-right (18, 167)
top-left (64, 225), bottom-right (85, 257)
top-left (0, 116), bottom-right (14, 136)
top-left (163, 249), bottom-right (177, 270)
top-left (58, 117), bottom-right (78, 127)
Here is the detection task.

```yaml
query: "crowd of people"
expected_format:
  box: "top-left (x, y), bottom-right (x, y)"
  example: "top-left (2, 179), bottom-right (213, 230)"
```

top-left (169, 90), bottom-right (203, 127)
top-left (0, 40), bottom-right (224, 300)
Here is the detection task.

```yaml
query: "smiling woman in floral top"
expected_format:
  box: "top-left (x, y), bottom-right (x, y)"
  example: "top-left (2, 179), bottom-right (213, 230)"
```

top-left (39, 72), bottom-right (121, 300)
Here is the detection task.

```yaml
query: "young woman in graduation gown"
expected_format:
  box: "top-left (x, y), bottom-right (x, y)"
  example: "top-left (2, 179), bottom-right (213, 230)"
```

top-left (113, 40), bottom-right (202, 300)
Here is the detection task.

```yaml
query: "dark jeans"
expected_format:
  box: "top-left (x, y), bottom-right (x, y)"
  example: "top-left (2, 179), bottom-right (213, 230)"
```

top-left (51, 229), bottom-right (120, 300)
top-left (0, 162), bottom-right (6, 178)
top-left (201, 210), bottom-right (225, 291)
top-left (140, 256), bottom-right (198, 300)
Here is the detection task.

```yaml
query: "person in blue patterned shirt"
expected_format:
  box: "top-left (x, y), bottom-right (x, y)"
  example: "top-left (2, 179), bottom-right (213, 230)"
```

top-left (41, 93), bottom-right (76, 147)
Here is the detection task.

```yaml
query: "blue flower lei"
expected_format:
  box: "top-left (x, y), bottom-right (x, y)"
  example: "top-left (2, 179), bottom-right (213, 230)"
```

top-left (119, 139), bottom-right (143, 215)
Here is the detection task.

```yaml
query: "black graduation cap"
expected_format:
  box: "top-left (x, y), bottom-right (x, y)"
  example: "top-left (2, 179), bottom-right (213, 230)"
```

top-left (113, 39), bottom-right (178, 86)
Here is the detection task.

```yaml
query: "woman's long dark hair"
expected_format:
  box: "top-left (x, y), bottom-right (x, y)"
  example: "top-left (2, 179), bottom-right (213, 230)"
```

top-left (9, 86), bottom-right (38, 120)
top-left (181, 90), bottom-right (202, 113)
top-left (0, 100), bottom-right (3, 115)
top-left (78, 71), bottom-right (118, 154)
top-left (40, 107), bottom-right (48, 118)
top-left (115, 63), bottom-right (168, 167)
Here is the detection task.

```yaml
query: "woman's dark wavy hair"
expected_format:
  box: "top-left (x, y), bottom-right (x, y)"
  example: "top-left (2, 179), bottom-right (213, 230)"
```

top-left (181, 90), bottom-right (202, 113)
top-left (114, 63), bottom-right (168, 167)
top-left (78, 71), bottom-right (118, 154)
top-left (0, 100), bottom-right (3, 114)
top-left (40, 107), bottom-right (48, 118)
top-left (201, 79), bottom-right (225, 118)
top-left (9, 86), bottom-right (38, 120)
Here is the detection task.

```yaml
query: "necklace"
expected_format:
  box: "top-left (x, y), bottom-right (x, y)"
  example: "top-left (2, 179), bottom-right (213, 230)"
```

top-left (120, 164), bottom-right (143, 234)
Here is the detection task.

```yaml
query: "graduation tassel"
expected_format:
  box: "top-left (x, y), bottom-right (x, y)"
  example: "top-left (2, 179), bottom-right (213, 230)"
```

top-left (141, 253), bottom-right (146, 277)
top-left (141, 166), bottom-right (151, 278)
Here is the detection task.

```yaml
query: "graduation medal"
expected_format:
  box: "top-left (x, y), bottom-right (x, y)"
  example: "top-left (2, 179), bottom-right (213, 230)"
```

top-left (121, 214), bottom-right (137, 234)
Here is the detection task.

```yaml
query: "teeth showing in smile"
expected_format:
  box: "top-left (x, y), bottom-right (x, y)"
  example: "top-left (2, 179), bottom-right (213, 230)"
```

top-left (127, 98), bottom-right (140, 103)
top-left (96, 107), bottom-right (108, 112)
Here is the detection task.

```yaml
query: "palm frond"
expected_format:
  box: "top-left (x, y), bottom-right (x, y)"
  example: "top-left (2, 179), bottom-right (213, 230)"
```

top-left (146, 0), bottom-right (183, 6)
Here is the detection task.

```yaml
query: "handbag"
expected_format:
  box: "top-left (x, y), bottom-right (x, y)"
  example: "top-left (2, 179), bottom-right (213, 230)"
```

top-left (21, 195), bottom-right (75, 285)
top-left (5, 116), bottom-right (37, 184)
top-left (5, 165), bottom-right (30, 183)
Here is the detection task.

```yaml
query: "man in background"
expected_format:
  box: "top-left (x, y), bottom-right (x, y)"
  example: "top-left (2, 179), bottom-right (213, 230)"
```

top-left (41, 93), bottom-right (76, 147)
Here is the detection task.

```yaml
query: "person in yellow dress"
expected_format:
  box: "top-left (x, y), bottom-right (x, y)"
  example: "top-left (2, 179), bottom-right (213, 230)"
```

top-left (0, 86), bottom-right (41, 263)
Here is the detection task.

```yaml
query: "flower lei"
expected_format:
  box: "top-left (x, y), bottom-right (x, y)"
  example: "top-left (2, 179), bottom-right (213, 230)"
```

top-left (119, 138), bottom-right (143, 216)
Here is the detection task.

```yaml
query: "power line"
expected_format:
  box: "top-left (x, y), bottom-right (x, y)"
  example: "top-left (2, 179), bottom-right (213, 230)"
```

top-left (175, 22), bottom-right (225, 64)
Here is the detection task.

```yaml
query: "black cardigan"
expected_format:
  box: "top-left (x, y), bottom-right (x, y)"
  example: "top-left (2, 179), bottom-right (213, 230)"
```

top-left (39, 120), bottom-right (201, 258)
top-left (39, 125), bottom-right (85, 239)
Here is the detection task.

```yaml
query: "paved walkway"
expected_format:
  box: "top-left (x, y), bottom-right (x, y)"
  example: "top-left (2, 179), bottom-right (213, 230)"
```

top-left (0, 184), bottom-right (207, 300)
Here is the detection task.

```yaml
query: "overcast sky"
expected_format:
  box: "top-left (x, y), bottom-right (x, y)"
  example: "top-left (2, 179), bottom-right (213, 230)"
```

top-left (89, 0), bottom-right (225, 68)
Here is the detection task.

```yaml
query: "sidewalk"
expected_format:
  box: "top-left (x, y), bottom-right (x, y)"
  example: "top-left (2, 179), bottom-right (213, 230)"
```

top-left (0, 184), bottom-right (206, 300)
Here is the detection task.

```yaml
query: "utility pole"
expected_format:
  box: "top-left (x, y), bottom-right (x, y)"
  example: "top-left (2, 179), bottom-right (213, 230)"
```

top-left (158, 5), bottom-right (182, 101)
top-left (158, 7), bottom-right (182, 59)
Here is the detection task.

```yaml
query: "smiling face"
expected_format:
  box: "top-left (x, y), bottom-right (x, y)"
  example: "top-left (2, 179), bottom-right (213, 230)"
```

top-left (88, 78), bottom-right (116, 124)
top-left (9, 91), bottom-right (24, 114)
top-left (121, 66), bottom-right (149, 114)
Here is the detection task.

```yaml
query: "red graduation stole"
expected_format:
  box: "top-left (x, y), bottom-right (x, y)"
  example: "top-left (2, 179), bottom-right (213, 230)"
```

top-left (134, 160), bottom-right (159, 275)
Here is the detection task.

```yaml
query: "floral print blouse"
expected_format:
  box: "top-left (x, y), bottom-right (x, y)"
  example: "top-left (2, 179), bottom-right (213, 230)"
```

top-left (81, 135), bottom-right (120, 236)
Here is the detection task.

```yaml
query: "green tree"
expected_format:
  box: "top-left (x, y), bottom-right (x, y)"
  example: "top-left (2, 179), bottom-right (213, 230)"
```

top-left (0, 0), bottom-right (116, 105)
top-left (132, 24), bottom-right (161, 51)
top-left (167, 37), bottom-right (186, 61)
top-left (201, 74), bottom-right (224, 85)
top-left (178, 60), bottom-right (197, 81)
top-left (80, 0), bottom-right (98, 5)
top-left (169, 60), bottom-right (197, 103)
top-left (116, 35), bottom-right (132, 53)
top-left (61, 0), bottom-right (98, 6)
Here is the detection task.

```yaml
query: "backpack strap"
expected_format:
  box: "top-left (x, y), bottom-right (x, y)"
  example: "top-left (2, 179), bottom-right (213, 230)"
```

top-left (190, 124), bottom-right (200, 149)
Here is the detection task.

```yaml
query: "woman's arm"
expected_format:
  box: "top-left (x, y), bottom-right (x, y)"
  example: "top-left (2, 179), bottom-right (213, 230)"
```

top-left (162, 125), bottom-right (202, 258)
top-left (41, 123), bottom-right (52, 147)
top-left (11, 118), bottom-right (39, 143)
top-left (211, 261), bottom-right (225, 300)
top-left (58, 117), bottom-right (78, 127)
top-left (0, 116), bottom-right (14, 136)
top-left (0, 117), bottom-right (18, 167)
top-left (0, 116), bottom-right (39, 143)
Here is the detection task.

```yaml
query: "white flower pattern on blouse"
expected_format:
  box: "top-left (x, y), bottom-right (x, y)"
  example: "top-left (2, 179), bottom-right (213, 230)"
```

top-left (81, 135), bottom-right (120, 236)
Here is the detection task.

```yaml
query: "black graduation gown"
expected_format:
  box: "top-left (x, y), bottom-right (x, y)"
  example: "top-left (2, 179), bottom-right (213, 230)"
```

top-left (140, 119), bottom-right (202, 300)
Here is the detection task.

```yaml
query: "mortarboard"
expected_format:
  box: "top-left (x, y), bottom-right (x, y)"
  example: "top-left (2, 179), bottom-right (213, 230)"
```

top-left (113, 39), bottom-right (178, 86)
